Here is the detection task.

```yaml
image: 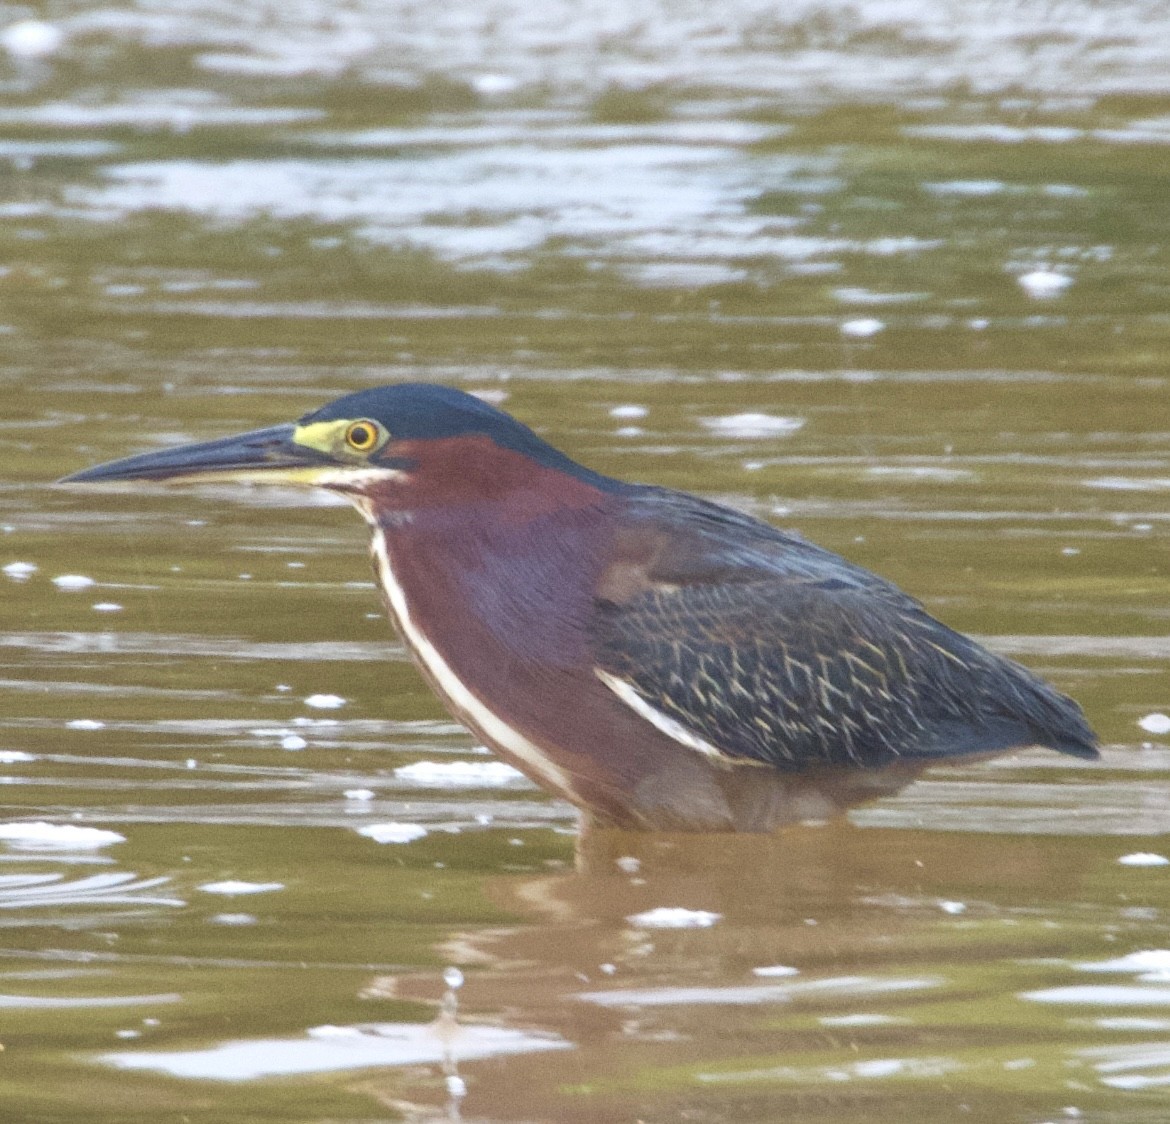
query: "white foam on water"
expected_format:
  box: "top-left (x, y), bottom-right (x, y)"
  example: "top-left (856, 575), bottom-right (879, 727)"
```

top-left (1078, 950), bottom-right (1170, 973)
top-left (1024, 985), bottom-right (1170, 1005)
top-left (820, 1013), bottom-right (905, 1027)
top-left (210, 914), bottom-right (257, 926)
top-left (198, 881), bottom-right (284, 896)
top-left (0, 822), bottom-right (124, 850)
top-left (1, 19), bottom-right (63, 59)
top-left (392, 760), bottom-right (527, 788)
top-left (52, 574), bottom-right (95, 590)
top-left (358, 823), bottom-right (428, 845)
top-left (626, 907), bottom-right (722, 929)
top-left (923, 180), bottom-right (1006, 196)
top-left (304, 694), bottom-right (345, 709)
top-left (1138, 713), bottom-right (1170, 735)
top-left (1084, 476), bottom-right (1170, 493)
top-left (864, 465), bottom-right (974, 482)
top-left (1018, 268), bottom-right (1073, 298)
top-left (98, 1021), bottom-right (570, 1080)
top-left (1118, 853), bottom-right (1169, 867)
top-left (840, 317), bottom-right (885, 337)
top-left (308, 1024), bottom-right (362, 1039)
top-left (699, 413), bottom-right (805, 439)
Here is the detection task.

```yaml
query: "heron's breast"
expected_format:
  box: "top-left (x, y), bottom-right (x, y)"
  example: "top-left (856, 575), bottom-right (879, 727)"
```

top-left (366, 525), bottom-right (582, 803)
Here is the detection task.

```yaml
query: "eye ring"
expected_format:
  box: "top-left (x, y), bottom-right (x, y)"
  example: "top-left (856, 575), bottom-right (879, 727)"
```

top-left (344, 420), bottom-right (380, 453)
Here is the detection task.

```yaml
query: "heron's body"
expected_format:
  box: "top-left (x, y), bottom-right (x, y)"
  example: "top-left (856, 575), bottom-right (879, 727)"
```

top-left (63, 384), bottom-right (1099, 831)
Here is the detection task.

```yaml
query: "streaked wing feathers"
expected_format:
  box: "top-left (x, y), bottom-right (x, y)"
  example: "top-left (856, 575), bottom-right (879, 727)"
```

top-left (592, 487), bottom-right (1098, 770)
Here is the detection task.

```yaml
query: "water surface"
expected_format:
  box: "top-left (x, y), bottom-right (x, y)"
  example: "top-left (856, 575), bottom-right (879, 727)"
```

top-left (3, 1), bottom-right (1170, 1119)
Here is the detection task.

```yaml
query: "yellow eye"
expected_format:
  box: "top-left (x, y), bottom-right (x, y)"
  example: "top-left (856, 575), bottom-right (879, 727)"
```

top-left (344, 420), bottom-right (380, 452)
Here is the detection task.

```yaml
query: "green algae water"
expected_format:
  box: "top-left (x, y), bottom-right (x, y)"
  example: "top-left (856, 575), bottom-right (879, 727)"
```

top-left (3, 1), bottom-right (1170, 1119)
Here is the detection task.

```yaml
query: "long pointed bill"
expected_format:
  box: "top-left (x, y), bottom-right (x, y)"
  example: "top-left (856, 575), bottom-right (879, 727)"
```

top-left (59, 424), bottom-right (336, 486)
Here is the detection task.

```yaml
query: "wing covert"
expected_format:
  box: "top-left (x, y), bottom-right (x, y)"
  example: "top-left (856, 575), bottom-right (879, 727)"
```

top-left (590, 488), bottom-right (1098, 770)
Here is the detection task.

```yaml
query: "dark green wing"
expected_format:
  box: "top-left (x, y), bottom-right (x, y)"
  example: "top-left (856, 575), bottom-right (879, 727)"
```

top-left (592, 488), bottom-right (1098, 770)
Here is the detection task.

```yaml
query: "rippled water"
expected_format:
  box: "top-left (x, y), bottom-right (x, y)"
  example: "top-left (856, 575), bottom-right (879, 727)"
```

top-left (3, 1), bottom-right (1170, 1119)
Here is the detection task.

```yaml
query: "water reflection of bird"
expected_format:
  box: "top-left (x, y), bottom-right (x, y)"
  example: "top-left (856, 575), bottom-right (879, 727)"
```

top-left (63, 383), bottom-right (1099, 831)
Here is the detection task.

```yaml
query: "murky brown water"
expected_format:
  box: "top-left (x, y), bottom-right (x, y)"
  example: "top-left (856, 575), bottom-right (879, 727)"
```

top-left (4, 1), bottom-right (1170, 1119)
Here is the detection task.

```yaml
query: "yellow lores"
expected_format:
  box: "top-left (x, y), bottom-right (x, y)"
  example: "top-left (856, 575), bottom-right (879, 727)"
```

top-left (293, 419), bottom-right (390, 460)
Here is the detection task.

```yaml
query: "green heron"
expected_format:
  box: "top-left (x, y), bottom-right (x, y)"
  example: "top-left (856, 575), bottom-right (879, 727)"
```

top-left (63, 384), bottom-right (1098, 832)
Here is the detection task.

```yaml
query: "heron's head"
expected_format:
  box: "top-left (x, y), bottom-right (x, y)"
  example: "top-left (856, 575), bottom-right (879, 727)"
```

top-left (62, 383), bottom-right (621, 517)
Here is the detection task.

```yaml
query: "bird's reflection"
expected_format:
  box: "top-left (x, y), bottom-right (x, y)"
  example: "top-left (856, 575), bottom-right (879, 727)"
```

top-left (354, 820), bottom-right (1105, 1121)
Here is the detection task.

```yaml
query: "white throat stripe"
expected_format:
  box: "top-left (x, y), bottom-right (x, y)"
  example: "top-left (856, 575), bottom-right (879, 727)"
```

top-left (365, 528), bottom-right (576, 801)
